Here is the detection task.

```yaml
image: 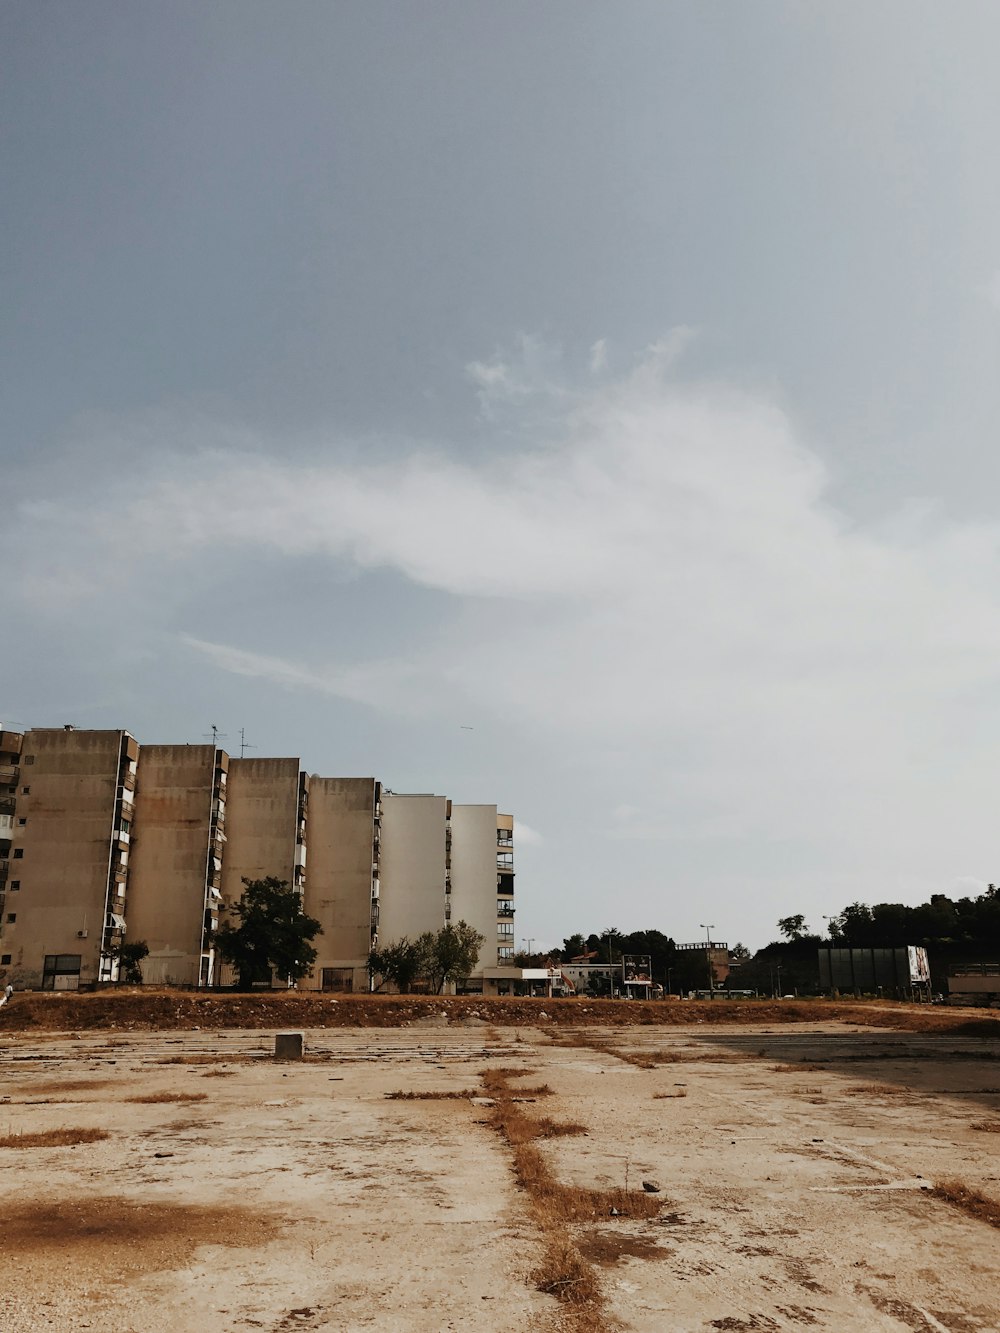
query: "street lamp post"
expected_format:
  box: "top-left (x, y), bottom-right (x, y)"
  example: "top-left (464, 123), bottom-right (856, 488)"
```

top-left (521, 938), bottom-right (534, 960)
top-left (699, 924), bottom-right (715, 995)
top-left (665, 966), bottom-right (673, 997)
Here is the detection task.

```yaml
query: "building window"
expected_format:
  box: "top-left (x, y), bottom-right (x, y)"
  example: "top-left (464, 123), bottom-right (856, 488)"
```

top-left (16, 818), bottom-right (25, 826)
top-left (498, 947), bottom-right (514, 960)
top-left (9, 882), bottom-right (18, 891)
top-left (498, 923), bottom-right (514, 939)
top-left (23, 756), bottom-right (34, 766)
top-left (5, 914), bottom-right (14, 924)
top-left (0, 955), bottom-right (9, 965)
top-left (497, 851), bottom-right (513, 869)
top-left (12, 849), bottom-right (23, 860)
top-left (20, 787), bottom-right (29, 795)
top-left (497, 829), bottom-right (513, 846)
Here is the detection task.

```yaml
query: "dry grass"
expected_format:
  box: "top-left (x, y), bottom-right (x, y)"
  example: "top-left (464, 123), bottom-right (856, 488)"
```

top-left (970, 1120), bottom-right (1000, 1133)
top-left (480, 1064), bottom-right (661, 1331)
top-left (125, 1091), bottom-right (208, 1104)
top-left (533, 1117), bottom-right (588, 1138)
top-left (201, 1069), bottom-right (235, 1078)
top-left (0, 1127), bottom-right (109, 1148)
top-left (532, 1236), bottom-right (602, 1308)
top-left (846, 1084), bottom-right (913, 1097)
top-left (20, 1079), bottom-right (106, 1095)
top-left (155, 1055), bottom-right (248, 1066)
top-left (384, 1089), bottom-right (476, 1100)
top-left (931, 1178), bottom-right (1000, 1228)
top-left (653, 1089), bottom-right (688, 1099)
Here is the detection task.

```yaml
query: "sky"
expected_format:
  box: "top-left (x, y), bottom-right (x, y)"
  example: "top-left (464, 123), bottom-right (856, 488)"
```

top-left (5, 2), bottom-right (1000, 951)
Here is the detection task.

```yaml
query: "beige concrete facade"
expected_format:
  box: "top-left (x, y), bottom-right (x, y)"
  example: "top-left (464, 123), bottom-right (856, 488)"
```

top-left (449, 804), bottom-right (503, 974)
top-left (221, 758), bottom-right (307, 904)
top-left (302, 777), bottom-right (381, 992)
top-left (127, 745), bottom-right (228, 987)
top-left (219, 757), bottom-right (308, 986)
top-left (377, 793), bottom-right (448, 947)
top-left (0, 728), bottom-right (138, 990)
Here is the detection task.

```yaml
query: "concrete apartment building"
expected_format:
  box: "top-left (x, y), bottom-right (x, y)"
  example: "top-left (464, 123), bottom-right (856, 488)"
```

top-left (126, 745), bottom-right (228, 987)
top-left (0, 727), bottom-right (138, 990)
top-left (0, 725), bottom-right (515, 994)
top-left (301, 777), bottom-right (381, 992)
top-left (373, 794), bottom-right (515, 990)
top-left (450, 804), bottom-right (510, 972)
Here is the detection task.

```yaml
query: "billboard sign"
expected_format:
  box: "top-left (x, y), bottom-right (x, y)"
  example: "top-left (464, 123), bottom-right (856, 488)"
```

top-left (907, 945), bottom-right (930, 984)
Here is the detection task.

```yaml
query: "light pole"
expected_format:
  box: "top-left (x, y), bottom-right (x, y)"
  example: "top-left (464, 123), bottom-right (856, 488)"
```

top-left (665, 966), bottom-right (673, 997)
top-left (521, 938), bottom-right (534, 960)
top-left (699, 924), bottom-right (715, 994)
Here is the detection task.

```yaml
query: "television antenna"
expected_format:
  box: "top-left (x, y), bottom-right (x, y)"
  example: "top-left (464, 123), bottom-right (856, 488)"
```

top-left (204, 724), bottom-right (228, 749)
top-left (238, 727), bottom-right (257, 759)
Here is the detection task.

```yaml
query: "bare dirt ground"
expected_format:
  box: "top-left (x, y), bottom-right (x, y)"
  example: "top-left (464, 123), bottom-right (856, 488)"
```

top-left (1, 1001), bottom-right (999, 1332)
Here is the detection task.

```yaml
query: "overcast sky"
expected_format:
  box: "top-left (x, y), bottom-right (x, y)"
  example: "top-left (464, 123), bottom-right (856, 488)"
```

top-left (5, 2), bottom-right (1000, 951)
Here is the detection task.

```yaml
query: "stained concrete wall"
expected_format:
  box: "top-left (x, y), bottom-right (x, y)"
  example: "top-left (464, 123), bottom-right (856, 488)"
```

top-left (0, 729), bottom-right (136, 989)
top-left (127, 744), bottom-right (225, 987)
top-left (302, 777), bottom-right (380, 991)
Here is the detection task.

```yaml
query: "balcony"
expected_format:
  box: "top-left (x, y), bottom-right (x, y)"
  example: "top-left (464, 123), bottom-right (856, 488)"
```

top-left (497, 905), bottom-right (515, 918)
top-left (0, 798), bottom-right (14, 816)
top-left (120, 770), bottom-right (136, 791)
top-left (0, 766), bottom-right (19, 784)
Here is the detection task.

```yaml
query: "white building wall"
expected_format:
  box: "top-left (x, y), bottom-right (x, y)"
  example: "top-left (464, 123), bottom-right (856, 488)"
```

top-left (448, 804), bottom-right (500, 975)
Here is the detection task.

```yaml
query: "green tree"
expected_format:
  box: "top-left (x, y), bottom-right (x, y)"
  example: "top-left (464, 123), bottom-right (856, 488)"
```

top-left (216, 877), bottom-right (322, 990)
top-left (425, 921), bottom-right (485, 993)
top-left (114, 939), bottom-right (149, 984)
top-left (367, 937), bottom-right (431, 993)
top-left (777, 914), bottom-right (808, 941)
top-left (730, 942), bottom-right (751, 961)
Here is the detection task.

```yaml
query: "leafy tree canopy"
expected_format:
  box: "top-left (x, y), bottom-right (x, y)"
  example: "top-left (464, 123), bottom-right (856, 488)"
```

top-left (115, 939), bottom-right (149, 984)
top-left (368, 922), bottom-right (486, 994)
top-left (216, 877), bottom-right (322, 990)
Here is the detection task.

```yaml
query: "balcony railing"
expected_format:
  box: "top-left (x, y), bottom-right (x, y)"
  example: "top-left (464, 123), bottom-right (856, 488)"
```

top-left (0, 766), bottom-right (19, 784)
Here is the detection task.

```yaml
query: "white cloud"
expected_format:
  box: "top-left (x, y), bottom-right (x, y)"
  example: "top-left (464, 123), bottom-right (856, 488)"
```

top-left (14, 335), bottom-right (1000, 934)
top-left (588, 338), bottom-right (608, 374)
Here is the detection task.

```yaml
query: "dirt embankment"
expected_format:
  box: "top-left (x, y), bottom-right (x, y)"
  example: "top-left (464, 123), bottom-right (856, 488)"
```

top-left (1, 989), bottom-right (998, 1036)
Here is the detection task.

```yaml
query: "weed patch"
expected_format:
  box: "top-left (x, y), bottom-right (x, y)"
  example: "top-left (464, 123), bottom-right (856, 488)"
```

top-left (0, 1127), bottom-right (109, 1148)
top-left (126, 1092), bottom-right (208, 1104)
top-left (931, 1179), bottom-right (1000, 1228)
top-left (971, 1120), bottom-right (1000, 1133)
top-left (385, 1090), bottom-right (476, 1100)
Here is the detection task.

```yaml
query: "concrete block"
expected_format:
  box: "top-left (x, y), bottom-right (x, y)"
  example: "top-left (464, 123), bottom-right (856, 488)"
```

top-left (274, 1031), bottom-right (304, 1061)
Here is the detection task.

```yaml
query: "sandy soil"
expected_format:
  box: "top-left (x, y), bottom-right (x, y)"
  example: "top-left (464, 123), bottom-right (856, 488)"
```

top-left (1, 1016), bottom-right (999, 1331)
